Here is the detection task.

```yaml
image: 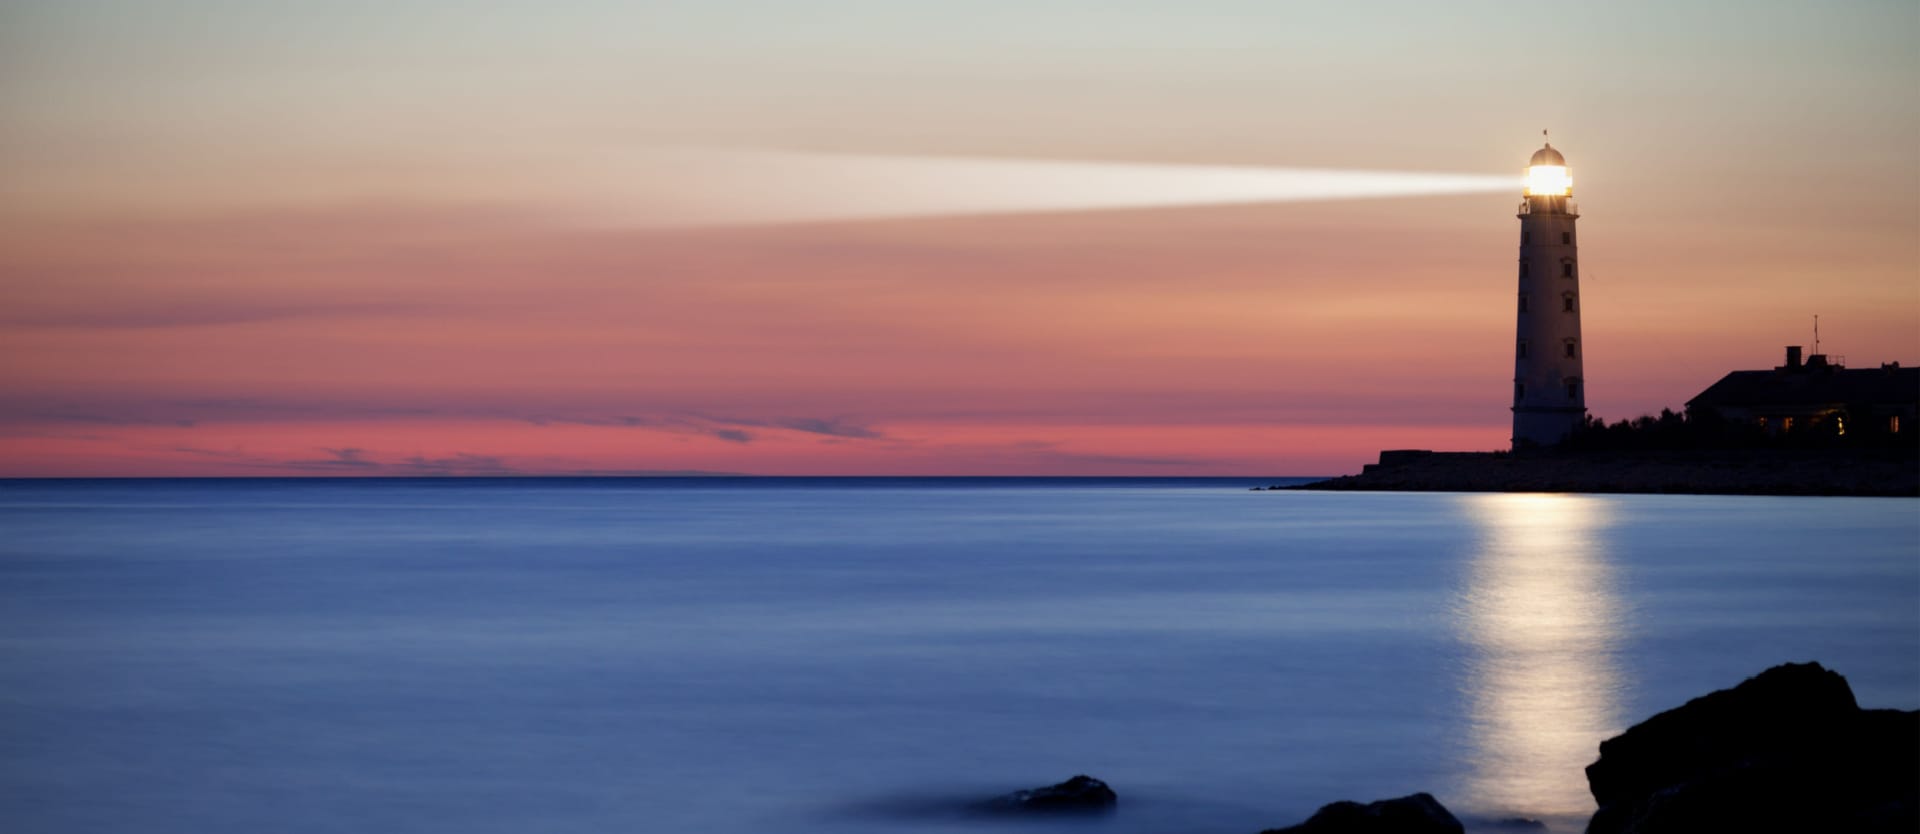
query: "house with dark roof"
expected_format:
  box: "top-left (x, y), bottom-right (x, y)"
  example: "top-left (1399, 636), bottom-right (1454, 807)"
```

top-left (1686, 346), bottom-right (1917, 438)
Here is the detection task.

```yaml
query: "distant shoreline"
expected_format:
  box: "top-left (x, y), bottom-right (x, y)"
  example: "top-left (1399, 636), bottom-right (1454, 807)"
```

top-left (1274, 448), bottom-right (1919, 497)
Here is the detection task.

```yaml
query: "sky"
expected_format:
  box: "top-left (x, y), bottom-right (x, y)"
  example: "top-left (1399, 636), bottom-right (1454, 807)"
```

top-left (2, 0), bottom-right (1916, 476)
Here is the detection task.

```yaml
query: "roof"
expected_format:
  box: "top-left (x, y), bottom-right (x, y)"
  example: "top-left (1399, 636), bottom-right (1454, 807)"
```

top-left (1687, 364), bottom-right (1919, 410)
top-left (1529, 143), bottom-right (1566, 166)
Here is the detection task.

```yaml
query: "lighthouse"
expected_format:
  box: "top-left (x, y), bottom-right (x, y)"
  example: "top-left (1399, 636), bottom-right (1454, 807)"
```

top-left (1511, 139), bottom-right (1587, 448)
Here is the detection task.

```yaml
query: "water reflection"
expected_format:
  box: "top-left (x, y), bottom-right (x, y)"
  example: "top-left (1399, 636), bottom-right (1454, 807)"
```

top-left (1456, 494), bottom-right (1624, 820)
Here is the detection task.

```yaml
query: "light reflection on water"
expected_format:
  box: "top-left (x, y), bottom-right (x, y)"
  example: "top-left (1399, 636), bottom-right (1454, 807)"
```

top-left (1456, 494), bottom-right (1625, 821)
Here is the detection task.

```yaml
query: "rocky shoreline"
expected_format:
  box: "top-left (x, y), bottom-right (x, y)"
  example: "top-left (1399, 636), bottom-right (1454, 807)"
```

top-left (994, 663), bottom-right (1916, 833)
top-left (1273, 448), bottom-right (1918, 497)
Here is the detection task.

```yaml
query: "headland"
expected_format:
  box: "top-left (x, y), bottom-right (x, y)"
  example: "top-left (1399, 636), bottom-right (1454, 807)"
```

top-left (1278, 447), bottom-right (1918, 497)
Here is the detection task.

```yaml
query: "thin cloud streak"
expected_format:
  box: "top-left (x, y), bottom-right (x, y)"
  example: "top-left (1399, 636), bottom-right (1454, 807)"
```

top-left (399, 453), bottom-right (516, 476)
top-left (0, 301), bottom-right (440, 330)
top-left (700, 414), bottom-right (886, 440)
top-left (283, 447), bottom-right (381, 471)
top-left (133, 441), bottom-right (751, 477)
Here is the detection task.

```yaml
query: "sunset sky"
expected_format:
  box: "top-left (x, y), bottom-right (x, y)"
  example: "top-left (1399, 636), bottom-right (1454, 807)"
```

top-left (3, 1), bottom-right (1915, 476)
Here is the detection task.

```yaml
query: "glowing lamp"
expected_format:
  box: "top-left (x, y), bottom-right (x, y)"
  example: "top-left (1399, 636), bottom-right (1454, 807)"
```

top-left (1525, 142), bottom-right (1572, 196)
top-left (1525, 164), bottom-right (1572, 196)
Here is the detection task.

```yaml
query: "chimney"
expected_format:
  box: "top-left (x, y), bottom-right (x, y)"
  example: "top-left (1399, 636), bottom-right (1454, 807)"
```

top-left (1785, 345), bottom-right (1803, 369)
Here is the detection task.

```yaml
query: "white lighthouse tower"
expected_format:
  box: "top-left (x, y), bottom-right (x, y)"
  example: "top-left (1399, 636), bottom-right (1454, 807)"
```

top-left (1511, 138), bottom-right (1587, 448)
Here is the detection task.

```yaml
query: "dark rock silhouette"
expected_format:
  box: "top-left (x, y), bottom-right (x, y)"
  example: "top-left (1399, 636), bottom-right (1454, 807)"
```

top-left (1585, 661), bottom-right (1919, 834)
top-left (1259, 792), bottom-right (1464, 833)
top-left (1283, 448), bottom-right (1919, 496)
top-left (971, 774), bottom-right (1117, 815)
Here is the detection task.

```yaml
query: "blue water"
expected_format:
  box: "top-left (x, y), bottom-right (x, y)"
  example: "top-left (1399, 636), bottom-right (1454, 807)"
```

top-left (1, 478), bottom-right (1915, 834)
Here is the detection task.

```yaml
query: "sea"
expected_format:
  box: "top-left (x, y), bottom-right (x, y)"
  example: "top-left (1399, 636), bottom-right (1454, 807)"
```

top-left (1, 478), bottom-right (1915, 834)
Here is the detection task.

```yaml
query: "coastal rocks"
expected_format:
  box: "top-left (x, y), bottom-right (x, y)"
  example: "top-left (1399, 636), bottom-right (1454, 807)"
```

top-left (972, 774), bottom-right (1117, 815)
top-left (1584, 661), bottom-right (1919, 834)
top-left (1259, 792), bottom-right (1464, 834)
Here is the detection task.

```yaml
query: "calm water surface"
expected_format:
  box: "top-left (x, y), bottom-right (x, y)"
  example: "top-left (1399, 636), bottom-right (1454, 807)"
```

top-left (2, 478), bottom-right (1915, 834)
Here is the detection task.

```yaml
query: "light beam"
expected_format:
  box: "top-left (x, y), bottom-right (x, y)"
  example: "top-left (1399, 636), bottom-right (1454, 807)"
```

top-left (614, 149), bottom-right (1523, 227)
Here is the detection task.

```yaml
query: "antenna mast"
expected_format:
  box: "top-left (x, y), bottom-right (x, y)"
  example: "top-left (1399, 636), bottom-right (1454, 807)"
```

top-left (1814, 315), bottom-right (1821, 355)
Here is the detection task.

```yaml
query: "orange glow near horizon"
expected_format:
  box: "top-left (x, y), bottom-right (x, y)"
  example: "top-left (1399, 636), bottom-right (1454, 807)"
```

top-left (0, 416), bottom-right (1509, 478)
top-left (1, 186), bottom-right (1914, 477)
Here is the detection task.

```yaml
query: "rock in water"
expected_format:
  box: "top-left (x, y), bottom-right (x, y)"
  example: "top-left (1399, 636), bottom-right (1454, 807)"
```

top-left (1584, 661), bottom-right (1919, 834)
top-left (972, 774), bottom-right (1117, 814)
top-left (1260, 792), bottom-right (1464, 834)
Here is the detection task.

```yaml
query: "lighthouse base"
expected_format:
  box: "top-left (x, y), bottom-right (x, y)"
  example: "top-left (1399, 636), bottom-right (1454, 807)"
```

top-left (1513, 406), bottom-right (1587, 449)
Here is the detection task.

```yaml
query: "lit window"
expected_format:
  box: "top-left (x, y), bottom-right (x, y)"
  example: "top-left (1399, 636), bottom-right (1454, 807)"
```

top-left (1565, 341), bottom-right (1577, 358)
top-left (1782, 417), bottom-right (1794, 431)
top-left (1892, 416), bottom-right (1903, 434)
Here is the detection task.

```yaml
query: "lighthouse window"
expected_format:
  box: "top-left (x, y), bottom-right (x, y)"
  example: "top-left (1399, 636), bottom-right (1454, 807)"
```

top-left (1520, 262), bottom-right (1528, 277)
top-left (1565, 341), bottom-right (1578, 358)
top-left (1518, 293), bottom-right (1529, 313)
top-left (1561, 232), bottom-right (1571, 244)
top-left (1515, 383), bottom-right (1525, 399)
top-left (1517, 340), bottom-right (1528, 359)
top-left (1563, 295), bottom-right (1576, 312)
top-left (1523, 232), bottom-right (1531, 244)
top-left (1567, 382), bottom-right (1580, 399)
top-left (1562, 262), bottom-right (1574, 278)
